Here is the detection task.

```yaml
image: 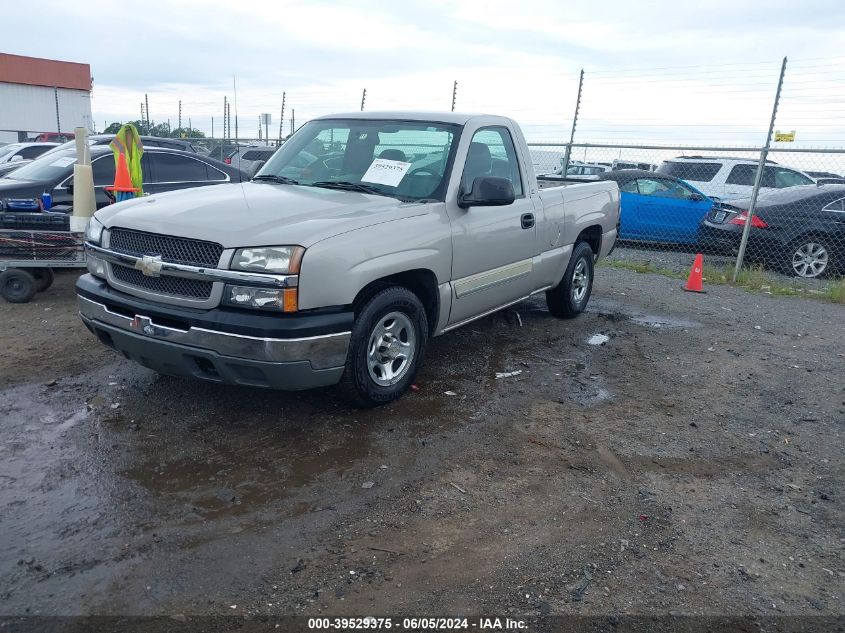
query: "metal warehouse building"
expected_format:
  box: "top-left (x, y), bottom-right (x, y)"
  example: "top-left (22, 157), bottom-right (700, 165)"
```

top-left (0, 53), bottom-right (93, 144)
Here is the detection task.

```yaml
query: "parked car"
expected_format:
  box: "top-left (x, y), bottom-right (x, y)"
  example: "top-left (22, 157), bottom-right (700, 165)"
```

top-left (565, 161), bottom-right (611, 177)
top-left (0, 161), bottom-right (30, 178)
top-left (41, 135), bottom-right (204, 160)
top-left (33, 132), bottom-right (74, 143)
top-left (0, 145), bottom-right (245, 211)
top-left (699, 184), bottom-right (845, 278)
top-left (596, 170), bottom-right (713, 245)
top-left (76, 111), bottom-right (620, 406)
top-left (226, 145), bottom-right (279, 178)
top-left (657, 156), bottom-right (816, 200)
top-left (805, 171), bottom-right (845, 185)
top-left (0, 142), bottom-right (58, 165)
top-left (611, 159), bottom-right (658, 171)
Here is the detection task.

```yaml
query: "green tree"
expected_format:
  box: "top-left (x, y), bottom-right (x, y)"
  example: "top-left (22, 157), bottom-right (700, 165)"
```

top-left (101, 120), bottom-right (205, 138)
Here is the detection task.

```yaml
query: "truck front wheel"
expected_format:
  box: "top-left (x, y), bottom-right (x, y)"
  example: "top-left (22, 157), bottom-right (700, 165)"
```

top-left (340, 286), bottom-right (429, 407)
top-left (546, 241), bottom-right (594, 318)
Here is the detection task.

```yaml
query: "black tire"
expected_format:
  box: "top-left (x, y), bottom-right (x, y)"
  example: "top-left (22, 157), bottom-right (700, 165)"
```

top-left (546, 241), bottom-right (595, 318)
top-left (339, 286), bottom-right (428, 408)
top-left (0, 269), bottom-right (37, 304)
top-left (785, 236), bottom-right (836, 279)
top-left (28, 267), bottom-right (55, 292)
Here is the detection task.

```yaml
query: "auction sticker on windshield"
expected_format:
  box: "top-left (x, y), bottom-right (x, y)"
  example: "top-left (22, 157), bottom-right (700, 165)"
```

top-left (362, 158), bottom-right (412, 187)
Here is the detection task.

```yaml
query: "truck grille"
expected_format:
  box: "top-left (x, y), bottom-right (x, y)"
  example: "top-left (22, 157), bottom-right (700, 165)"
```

top-left (112, 265), bottom-right (213, 299)
top-left (109, 228), bottom-right (223, 267)
top-left (107, 228), bottom-right (222, 301)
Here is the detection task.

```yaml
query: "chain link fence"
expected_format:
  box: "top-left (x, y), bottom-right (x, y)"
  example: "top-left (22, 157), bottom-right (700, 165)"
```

top-left (526, 142), bottom-right (845, 288)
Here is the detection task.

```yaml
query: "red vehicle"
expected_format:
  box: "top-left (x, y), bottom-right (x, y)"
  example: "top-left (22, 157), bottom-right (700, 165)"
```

top-left (33, 132), bottom-right (75, 143)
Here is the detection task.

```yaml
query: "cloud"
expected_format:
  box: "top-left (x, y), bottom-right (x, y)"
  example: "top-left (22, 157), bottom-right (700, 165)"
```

top-left (4, 0), bottom-right (844, 145)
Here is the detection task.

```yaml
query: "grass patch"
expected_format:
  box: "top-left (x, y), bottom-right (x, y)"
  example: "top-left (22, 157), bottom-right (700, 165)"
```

top-left (601, 259), bottom-right (685, 279)
top-left (602, 259), bottom-right (845, 304)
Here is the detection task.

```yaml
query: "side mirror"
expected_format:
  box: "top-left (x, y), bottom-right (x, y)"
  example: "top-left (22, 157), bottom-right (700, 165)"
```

top-left (9, 155), bottom-right (23, 163)
top-left (458, 176), bottom-right (515, 209)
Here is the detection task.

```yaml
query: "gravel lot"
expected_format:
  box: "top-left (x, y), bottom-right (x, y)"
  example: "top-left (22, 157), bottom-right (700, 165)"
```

top-left (1, 268), bottom-right (843, 628)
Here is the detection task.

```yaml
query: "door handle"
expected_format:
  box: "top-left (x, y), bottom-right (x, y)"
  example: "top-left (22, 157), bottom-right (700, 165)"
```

top-left (521, 213), bottom-right (535, 229)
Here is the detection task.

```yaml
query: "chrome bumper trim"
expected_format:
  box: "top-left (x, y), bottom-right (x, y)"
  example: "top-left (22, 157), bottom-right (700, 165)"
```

top-left (78, 295), bottom-right (349, 370)
top-left (85, 243), bottom-right (298, 288)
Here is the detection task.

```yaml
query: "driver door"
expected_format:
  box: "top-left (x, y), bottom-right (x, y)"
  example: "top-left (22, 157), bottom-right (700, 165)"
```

top-left (448, 126), bottom-right (538, 326)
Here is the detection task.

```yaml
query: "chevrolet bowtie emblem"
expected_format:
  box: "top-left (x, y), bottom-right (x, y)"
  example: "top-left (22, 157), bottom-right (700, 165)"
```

top-left (135, 255), bottom-right (164, 277)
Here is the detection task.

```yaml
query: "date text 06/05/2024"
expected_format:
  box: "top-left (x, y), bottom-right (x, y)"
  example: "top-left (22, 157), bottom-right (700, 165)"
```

top-left (306, 617), bottom-right (528, 629)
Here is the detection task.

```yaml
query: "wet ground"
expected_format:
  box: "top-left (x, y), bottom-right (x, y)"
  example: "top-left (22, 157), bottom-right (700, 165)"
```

top-left (1, 268), bottom-right (843, 621)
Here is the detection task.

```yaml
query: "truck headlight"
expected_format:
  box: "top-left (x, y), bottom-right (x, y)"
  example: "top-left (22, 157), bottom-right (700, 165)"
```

top-left (230, 246), bottom-right (304, 274)
top-left (85, 216), bottom-right (104, 245)
top-left (222, 285), bottom-right (298, 313)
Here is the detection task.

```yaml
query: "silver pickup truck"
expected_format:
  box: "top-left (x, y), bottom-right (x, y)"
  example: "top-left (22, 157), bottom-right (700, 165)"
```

top-left (77, 112), bottom-right (619, 406)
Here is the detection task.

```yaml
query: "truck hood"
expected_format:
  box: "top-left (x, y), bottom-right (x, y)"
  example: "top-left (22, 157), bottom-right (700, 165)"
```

top-left (95, 182), bottom-right (431, 248)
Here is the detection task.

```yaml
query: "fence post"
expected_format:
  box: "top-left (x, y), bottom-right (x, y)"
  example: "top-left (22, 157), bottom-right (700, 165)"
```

top-left (732, 56), bottom-right (787, 283)
top-left (279, 92), bottom-right (286, 142)
top-left (54, 87), bottom-right (61, 133)
top-left (561, 69), bottom-right (584, 177)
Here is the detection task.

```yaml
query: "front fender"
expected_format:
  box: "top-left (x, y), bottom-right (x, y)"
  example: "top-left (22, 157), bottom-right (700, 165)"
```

top-left (296, 208), bottom-right (453, 311)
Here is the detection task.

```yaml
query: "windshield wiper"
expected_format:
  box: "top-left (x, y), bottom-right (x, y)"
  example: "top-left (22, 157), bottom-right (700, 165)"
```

top-left (309, 181), bottom-right (386, 195)
top-left (252, 174), bottom-right (299, 185)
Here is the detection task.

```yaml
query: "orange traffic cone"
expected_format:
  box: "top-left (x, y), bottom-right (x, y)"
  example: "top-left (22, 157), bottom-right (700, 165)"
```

top-left (105, 152), bottom-right (138, 193)
top-left (683, 253), bottom-right (705, 293)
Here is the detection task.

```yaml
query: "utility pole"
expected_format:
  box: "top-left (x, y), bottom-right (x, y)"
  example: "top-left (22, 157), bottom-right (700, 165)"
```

top-left (561, 69), bottom-right (584, 178)
top-left (451, 80), bottom-right (457, 112)
top-left (211, 116), bottom-right (214, 139)
top-left (145, 93), bottom-right (150, 133)
top-left (291, 109), bottom-right (295, 136)
top-left (360, 88), bottom-right (367, 111)
top-left (279, 92), bottom-right (286, 142)
top-left (223, 96), bottom-right (228, 140)
top-left (178, 100), bottom-right (182, 131)
top-left (733, 56), bottom-right (788, 282)
top-left (188, 117), bottom-right (192, 133)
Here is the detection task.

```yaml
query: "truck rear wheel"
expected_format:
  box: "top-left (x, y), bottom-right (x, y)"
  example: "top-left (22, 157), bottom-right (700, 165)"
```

top-left (0, 269), bottom-right (38, 304)
top-left (340, 286), bottom-right (428, 407)
top-left (546, 241), bottom-right (594, 318)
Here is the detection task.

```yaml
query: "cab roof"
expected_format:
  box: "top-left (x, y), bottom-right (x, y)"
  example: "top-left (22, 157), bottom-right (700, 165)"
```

top-left (313, 111), bottom-right (492, 125)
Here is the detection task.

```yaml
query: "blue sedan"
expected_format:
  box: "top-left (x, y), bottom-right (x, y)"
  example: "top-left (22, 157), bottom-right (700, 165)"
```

top-left (598, 170), bottom-right (713, 245)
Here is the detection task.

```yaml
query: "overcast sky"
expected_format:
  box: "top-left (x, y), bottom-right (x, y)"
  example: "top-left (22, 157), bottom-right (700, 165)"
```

top-left (5, 0), bottom-right (845, 147)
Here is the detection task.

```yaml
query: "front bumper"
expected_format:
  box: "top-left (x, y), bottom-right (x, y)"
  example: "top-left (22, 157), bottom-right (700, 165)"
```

top-left (77, 274), bottom-right (352, 390)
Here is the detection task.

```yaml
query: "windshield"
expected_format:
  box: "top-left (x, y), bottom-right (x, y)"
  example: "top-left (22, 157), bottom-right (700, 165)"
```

top-left (3, 148), bottom-right (77, 182)
top-left (0, 145), bottom-right (22, 161)
top-left (42, 138), bottom-right (101, 158)
top-left (256, 119), bottom-right (462, 201)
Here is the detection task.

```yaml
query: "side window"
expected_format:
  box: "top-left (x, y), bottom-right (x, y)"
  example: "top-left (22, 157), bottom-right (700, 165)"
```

top-left (774, 168), bottom-right (813, 188)
top-left (620, 180), bottom-right (639, 193)
top-left (149, 153), bottom-right (209, 182)
top-left (20, 146), bottom-right (47, 159)
top-left (207, 165), bottom-right (228, 181)
top-left (462, 127), bottom-right (523, 197)
top-left (635, 178), bottom-right (672, 196)
top-left (726, 164), bottom-right (756, 186)
top-left (658, 161), bottom-right (721, 181)
top-left (91, 155), bottom-right (116, 187)
top-left (824, 197), bottom-right (845, 211)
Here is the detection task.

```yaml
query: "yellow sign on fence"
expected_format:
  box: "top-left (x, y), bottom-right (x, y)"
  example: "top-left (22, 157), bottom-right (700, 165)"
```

top-left (774, 130), bottom-right (796, 142)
